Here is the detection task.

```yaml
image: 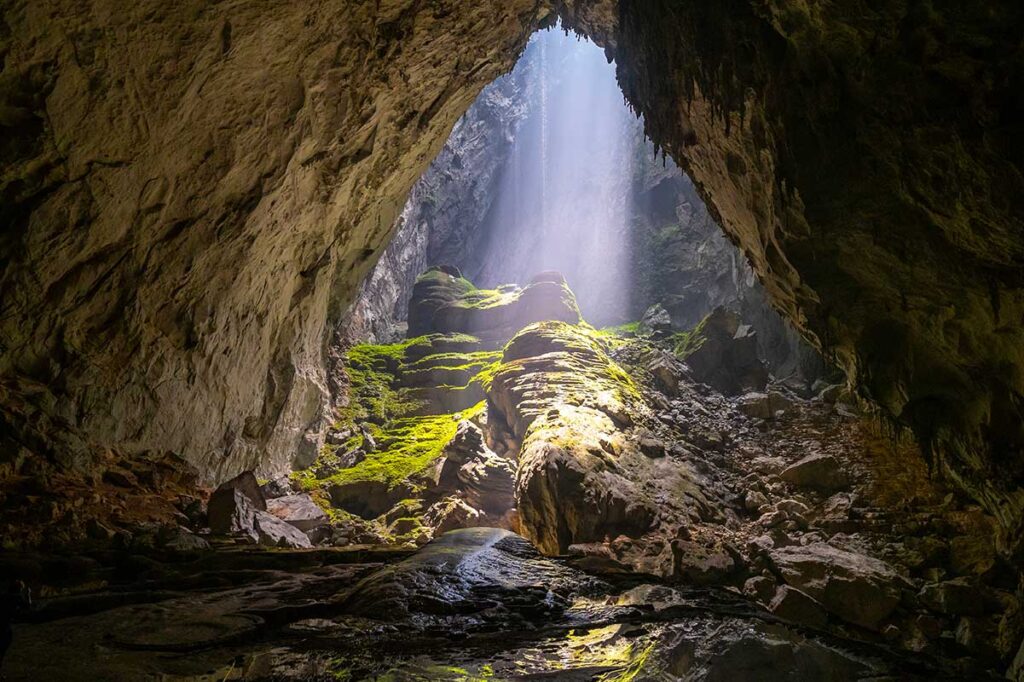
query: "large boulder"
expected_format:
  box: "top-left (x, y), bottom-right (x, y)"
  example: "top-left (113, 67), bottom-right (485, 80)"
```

top-left (266, 494), bottom-right (329, 533)
top-left (208, 470), bottom-right (267, 535)
top-left (780, 454), bottom-right (851, 493)
top-left (639, 303), bottom-right (673, 337)
top-left (207, 487), bottom-right (312, 548)
top-left (918, 578), bottom-right (987, 617)
top-left (406, 268), bottom-right (581, 342)
top-left (769, 585), bottom-right (828, 629)
top-left (769, 544), bottom-right (904, 630)
top-left (678, 308), bottom-right (768, 396)
top-left (250, 510), bottom-right (313, 549)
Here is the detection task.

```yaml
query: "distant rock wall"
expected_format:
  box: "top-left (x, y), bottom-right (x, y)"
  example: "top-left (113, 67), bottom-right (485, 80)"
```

top-left (349, 33), bottom-right (819, 381)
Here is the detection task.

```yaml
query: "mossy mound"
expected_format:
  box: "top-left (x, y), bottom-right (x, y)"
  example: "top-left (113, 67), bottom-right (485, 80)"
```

top-left (489, 321), bottom-right (643, 441)
top-left (299, 413), bottom-right (462, 492)
top-left (407, 267), bottom-right (583, 342)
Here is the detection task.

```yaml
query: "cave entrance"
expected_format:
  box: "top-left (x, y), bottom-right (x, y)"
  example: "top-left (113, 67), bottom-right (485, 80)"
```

top-left (306, 26), bottom-right (826, 549)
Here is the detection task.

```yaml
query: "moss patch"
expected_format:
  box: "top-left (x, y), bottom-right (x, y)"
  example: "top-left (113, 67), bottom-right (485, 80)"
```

top-left (298, 413), bottom-right (461, 491)
top-left (669, 314), bottom-right (709, 359)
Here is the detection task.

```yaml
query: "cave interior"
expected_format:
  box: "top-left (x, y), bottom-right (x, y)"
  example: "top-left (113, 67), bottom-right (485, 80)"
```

top-left (1, 2), bottom-right (1024, 680)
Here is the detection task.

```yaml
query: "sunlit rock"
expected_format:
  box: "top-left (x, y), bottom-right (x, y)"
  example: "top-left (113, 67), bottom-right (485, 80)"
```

top-left (266, 494), bottom-right (329, 533)
top-left (406, 267), bottom-right (582, 342)
top-left (488, 321), bottom-right (718, 559)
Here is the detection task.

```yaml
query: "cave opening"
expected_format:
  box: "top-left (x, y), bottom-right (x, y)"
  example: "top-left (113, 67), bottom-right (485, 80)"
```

top-left (2, 5), bottom-right (1023, 680)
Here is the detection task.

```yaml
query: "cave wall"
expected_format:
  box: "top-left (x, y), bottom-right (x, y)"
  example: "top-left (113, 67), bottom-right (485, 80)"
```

top-left (345, 45), bottom-right (536, 342)
top-left (0, 0), bottom-right (547, 481)
top-left (559, 0), bottom-right (1024, 552)
top-left (2, 0), bottom-right (1023, 552)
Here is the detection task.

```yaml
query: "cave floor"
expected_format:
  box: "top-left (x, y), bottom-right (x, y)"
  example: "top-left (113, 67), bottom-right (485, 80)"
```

top-left (2, 329), bottom-right (1018, 679)
top-left (1, 530), bottom-right (975, 681)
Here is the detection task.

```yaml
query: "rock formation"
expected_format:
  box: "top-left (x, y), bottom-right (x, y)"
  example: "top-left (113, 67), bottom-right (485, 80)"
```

top-left (5, 1), bottom-right (1020, 549)
top-left (2, 2), bottom-right (1024, 678)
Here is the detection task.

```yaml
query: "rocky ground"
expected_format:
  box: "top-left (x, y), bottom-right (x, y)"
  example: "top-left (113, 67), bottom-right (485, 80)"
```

top-left (1, 269), bottom-right (1022, 679)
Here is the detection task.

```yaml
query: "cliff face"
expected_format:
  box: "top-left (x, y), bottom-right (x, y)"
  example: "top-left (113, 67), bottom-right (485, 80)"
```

top-left (569, 0), bottom-right (1024, 550)
top-left (2, 1), bottom-right (1023, 550)
top-left (0, 0), bottom-right (546, 481)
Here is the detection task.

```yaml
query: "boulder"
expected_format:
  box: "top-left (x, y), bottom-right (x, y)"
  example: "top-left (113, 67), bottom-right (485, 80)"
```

top-left (769, 544), bottom-right (903, 630)
top-left (406, 267), bottom-right (581, 342)
top-left (647, 352), bottom-right (685, 396)
top-left (208, 471), bottom-right (267, 533)
top-left (743, 575), bottom-right (777, 603)
top-left (338, 448), bottom-right (367, 469)
top-left (251, 510), bottom-right (313, 549)
top-left (666, 621), bottom-right (869, 680)
top-left (422, 496), bottom-right (483, 534)
top-left (744, 491), bottom-right (768, 513)
top-left (266, 494), bottom-right (329, 532)
top-left (161, 525), bottom-right (210, 553)
top-left (260, 476), bottom-right (295, 499)
top-left (736, 392), bottom-right (771, 419)
top-left (208, 488), bottom-right (260, 536)
top-left (678, 308), bottom-right (768, 396)
top-left (769, 585), bottom-right (828, 629)
top-left (737, 391), bottom-right (794, 420)
top-left (324, 426), bottom-right (354, 446)
top-left (780, 454), bottom-right (850, 493)
top-left (918, 577), bottom-right (986, 616)
top-left (639, 303), bottom-right (673, 337)
top-left (671, 539), bottom-right (738, 585)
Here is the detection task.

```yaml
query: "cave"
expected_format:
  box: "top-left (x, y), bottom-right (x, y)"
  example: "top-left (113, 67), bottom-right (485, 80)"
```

top-left (1, 2), bottom-right (1023, 680)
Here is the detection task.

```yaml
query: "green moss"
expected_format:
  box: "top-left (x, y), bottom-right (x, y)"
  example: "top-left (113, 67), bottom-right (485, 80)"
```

top-left (453, 284), bottom-right (521, 310)
top-left (297, 413), bottom-right (461, 491)
top-left (600, 321), bottom-right (641, 336)
top-left (497, 321), bottom-right (642, 405)
top-left (414, 268), bottom-right (478, 292)
top-left (670, 314), bottom-right (709, 359)
top-left (598, 641), bottom-right (658, 682)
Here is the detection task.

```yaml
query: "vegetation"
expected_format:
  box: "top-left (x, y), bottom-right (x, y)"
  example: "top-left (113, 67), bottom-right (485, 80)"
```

top-left (600, 321), bottom-right (641, 336)
top-left (296, 413), bottom-right (462, 491)
top-left (669, 314), bottom-right (709, 359)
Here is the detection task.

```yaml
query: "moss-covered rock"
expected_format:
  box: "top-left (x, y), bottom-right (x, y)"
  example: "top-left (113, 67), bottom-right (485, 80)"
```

top-left (407, 268), bottom-right (583, 342)
top-left (486, 321), bottom-right (714, 556)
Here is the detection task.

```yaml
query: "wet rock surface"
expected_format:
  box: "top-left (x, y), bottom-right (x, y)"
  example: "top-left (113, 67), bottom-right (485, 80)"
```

top-left (0, 528), bottom-right (994, 681)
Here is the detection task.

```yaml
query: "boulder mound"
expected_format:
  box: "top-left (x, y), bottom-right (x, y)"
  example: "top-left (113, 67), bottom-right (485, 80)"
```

top-left (406, 267), bottom-right (582, 342)
top-left (677, 307), bottom-right (768, 396)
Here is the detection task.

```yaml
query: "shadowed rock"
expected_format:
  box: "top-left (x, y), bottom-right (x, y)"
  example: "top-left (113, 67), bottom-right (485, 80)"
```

top-left (341, 527), bottom-right (596, 625)
top-left (679, 308), bottom-right (769, 396)
top-left (769, 544), bottom-right (904, 630)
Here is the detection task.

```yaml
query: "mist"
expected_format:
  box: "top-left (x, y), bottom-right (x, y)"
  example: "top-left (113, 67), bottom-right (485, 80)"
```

top-left (468, 29), bottom-right (643, 325)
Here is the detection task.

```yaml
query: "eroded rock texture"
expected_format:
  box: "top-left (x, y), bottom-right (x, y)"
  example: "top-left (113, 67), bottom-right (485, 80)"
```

top-left (565, 0), bottom-right (1024, 551)
top-left (2, 1), bottom-right (1023, 554)
top-left (0, 0), bottom-right (547, 482)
